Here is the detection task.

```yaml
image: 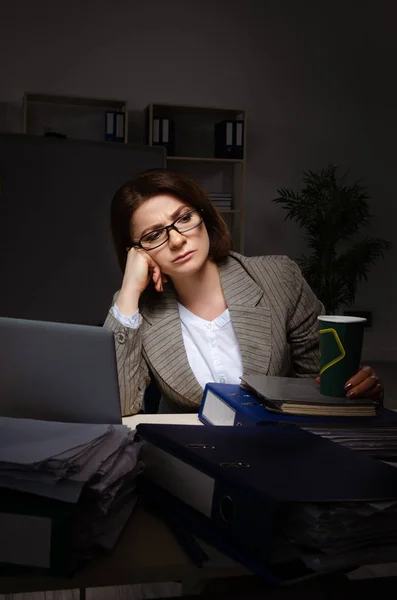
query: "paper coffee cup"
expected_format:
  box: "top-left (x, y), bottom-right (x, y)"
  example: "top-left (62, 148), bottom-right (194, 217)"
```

top-left (318, 315), bottom-right (366, 398)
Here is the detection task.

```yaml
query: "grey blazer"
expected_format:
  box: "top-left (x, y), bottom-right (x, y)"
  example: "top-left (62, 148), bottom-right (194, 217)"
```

top-left (104, 252), bottom-right (324, 416)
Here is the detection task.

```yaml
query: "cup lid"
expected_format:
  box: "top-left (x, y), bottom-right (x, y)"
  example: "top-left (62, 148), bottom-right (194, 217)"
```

top-left (318, 315), bottom-right (367, 323)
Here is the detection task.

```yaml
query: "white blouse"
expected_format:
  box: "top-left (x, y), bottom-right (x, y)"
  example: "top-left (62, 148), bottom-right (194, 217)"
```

top-left (111, 302), bottom-right (243, 389)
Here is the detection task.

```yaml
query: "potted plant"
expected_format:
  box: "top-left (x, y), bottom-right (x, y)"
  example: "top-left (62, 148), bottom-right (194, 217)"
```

top-left (273, 164), bottom-right (392, 313)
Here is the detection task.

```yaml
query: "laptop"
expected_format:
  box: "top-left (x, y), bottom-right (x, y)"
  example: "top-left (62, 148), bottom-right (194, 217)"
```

top-left (0, 317), bottom-right (122, 424)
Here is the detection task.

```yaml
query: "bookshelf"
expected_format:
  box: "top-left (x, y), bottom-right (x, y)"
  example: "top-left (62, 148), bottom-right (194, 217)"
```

top-left (23, 93), bottom-right (128, 143)
top-left (146, 103), bottom-right (246, 253)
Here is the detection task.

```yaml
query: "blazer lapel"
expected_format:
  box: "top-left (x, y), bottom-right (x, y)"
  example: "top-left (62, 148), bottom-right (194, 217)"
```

top-left (141, 286), bottom-right (203, 407)
top-left (219, 258), bottom-right (272, 376)
top-left (141, 255), bottom-right (272, 405)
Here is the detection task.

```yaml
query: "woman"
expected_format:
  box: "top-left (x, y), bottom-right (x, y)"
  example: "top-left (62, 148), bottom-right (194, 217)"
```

top-left (104, 169), bottom-right (383, 416)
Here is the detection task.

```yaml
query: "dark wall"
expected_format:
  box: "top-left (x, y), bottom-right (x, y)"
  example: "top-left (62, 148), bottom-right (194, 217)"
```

top-left (0, 135), bottom-right (165, 324)
top-left (0, 0), bottom-right (396, 358)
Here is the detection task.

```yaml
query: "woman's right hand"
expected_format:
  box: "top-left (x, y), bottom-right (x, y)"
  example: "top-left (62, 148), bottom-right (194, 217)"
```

top-left (116, 248), bottom-right (167, 315)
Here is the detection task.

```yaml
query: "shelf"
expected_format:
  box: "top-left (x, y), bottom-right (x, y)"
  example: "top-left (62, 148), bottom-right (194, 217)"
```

top-left (23, 92), bottom-right (129, 143)
top-left (167, 156), bottom-right (243, 164)
top-left (146, 102), bottom-right (246, 253)
top-left (24, 93), bottom-right (126, 111)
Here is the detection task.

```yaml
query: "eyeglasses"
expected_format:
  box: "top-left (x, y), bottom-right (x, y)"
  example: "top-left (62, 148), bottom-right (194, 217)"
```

top-left (133, 208), bottom-right (203, 251)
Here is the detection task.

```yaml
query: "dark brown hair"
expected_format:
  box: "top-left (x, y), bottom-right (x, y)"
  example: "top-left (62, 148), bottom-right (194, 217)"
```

top-left (110, 168), bottom-right (232, 272)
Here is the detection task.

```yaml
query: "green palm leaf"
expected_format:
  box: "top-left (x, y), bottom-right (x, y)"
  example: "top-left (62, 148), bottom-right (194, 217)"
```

top-left (273, 165), bottom-right (392, 313)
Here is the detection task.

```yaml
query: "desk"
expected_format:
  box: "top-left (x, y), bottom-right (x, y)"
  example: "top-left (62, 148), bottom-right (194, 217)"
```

top-left (0, 504), bottom-right (247, 596)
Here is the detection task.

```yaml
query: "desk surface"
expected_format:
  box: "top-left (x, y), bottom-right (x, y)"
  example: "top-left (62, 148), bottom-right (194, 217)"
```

top-left (0, 504), bottom-right (246, 595)
top-left (122, 413), bottom-right (202, 428)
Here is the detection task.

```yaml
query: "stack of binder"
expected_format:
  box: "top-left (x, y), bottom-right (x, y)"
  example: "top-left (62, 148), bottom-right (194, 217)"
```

top-left (151, 117), bottom-right (175, 155)
top-left (105, 111), bottom-right (125, 142)
top-left (199, 382), bottom-right (397, 461)
top-left (214, 120), bottom-right (244, 159)
top-left (0, 417), bottom-right (143, 575)
top-left (137, 423), bottom-right (397, 583)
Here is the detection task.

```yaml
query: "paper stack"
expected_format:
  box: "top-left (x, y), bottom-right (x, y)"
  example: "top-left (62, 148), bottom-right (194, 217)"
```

top-left (299, 423), bottom-right (397, 461)
top-left (280, 499), bottom-right (397, 573)
top-left (0, 417), bottom-right (143, 575)
top-left (208, 193), bottom-right (232, 211)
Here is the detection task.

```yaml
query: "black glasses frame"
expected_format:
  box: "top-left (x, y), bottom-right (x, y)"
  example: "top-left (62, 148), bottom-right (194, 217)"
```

top-left (133, 208), bottom-right (204, 251)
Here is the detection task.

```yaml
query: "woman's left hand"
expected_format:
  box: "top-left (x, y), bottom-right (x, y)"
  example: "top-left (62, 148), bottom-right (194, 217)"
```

top-left (316, 366), bottom-right (384, 403)
top-left (344, 366), bottom-right (384, 402)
